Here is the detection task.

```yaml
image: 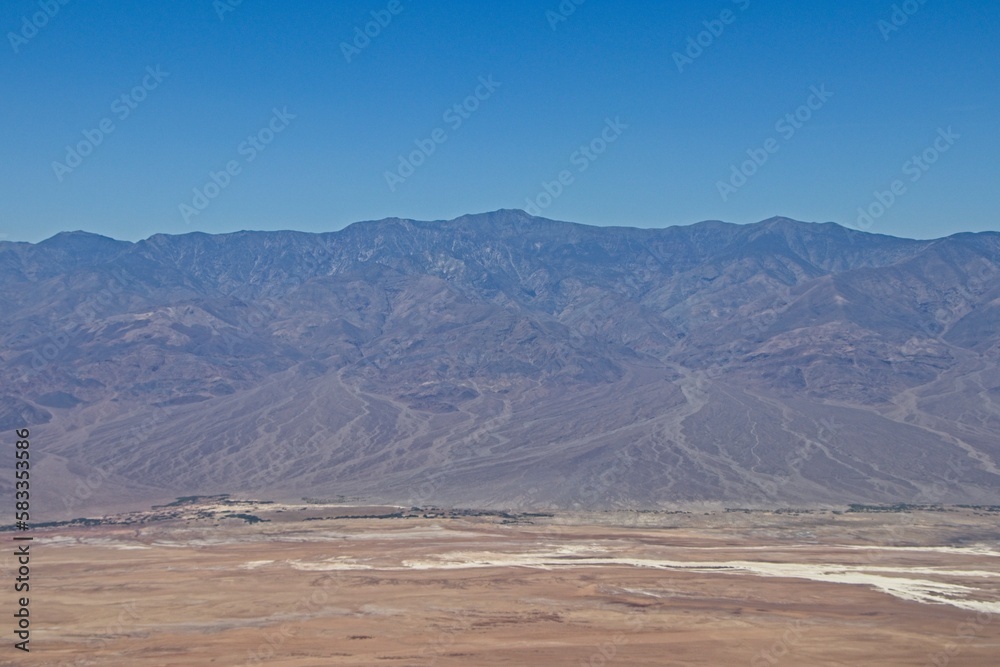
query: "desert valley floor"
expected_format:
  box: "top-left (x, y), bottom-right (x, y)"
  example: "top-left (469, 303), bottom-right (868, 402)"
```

top-left (6, 501), bottom-right (1000, 666)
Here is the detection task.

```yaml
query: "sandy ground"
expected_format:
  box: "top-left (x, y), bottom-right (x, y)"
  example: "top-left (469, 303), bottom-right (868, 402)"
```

top-left (4, 505), bottom-right (1000, 666)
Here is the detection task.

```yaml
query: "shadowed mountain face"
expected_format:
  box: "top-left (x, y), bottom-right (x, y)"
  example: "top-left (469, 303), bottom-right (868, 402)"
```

top-left (2, 211), bottom-right (999, 517)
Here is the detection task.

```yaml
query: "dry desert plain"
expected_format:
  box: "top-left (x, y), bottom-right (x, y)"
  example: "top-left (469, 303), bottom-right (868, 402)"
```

top-left (5, 500), bottom-right (1000, 666)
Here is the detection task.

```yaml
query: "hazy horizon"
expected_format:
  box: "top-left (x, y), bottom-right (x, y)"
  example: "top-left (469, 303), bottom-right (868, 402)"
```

top-left (5, 210), bottom-right (998, 245)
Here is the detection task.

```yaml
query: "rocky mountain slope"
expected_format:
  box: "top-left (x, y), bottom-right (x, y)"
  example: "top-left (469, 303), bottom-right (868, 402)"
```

top-left (2, 211), bottom-right (999, 517)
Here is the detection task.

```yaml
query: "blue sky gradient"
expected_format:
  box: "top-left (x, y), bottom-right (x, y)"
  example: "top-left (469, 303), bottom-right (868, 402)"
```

top-left (2, 0), bottom-right (998, 241)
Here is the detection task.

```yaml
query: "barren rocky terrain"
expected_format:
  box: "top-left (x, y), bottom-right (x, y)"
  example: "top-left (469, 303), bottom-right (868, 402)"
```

top-left (1, 211), bottom-right (999, 516)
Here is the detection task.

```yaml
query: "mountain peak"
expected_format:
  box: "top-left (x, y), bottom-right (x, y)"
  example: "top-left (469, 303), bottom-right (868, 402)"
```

top-left (41, 230), bottom-right (124, 244)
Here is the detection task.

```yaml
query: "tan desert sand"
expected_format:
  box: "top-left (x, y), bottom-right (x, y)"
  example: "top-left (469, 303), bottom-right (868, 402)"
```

top-left (6, 502), bottom-right (999, 666)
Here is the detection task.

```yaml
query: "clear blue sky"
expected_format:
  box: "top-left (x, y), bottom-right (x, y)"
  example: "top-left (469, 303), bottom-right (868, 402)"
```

top-left (2, 0), bottom-right (997, 242)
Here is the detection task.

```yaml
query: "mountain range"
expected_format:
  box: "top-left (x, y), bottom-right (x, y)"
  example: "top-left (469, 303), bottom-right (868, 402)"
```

top-left (2, 210), bottom-right (999, 518)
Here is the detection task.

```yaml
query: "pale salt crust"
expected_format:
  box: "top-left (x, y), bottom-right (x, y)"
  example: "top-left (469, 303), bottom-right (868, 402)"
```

top-left (34, 529), bottom-right (1000, 613)
top-left (288, 558), bottom-right (373, 571)
top-left (837, 544), bottom-right (1000, 557)
top-left (278, 547), bottom-right (1000, 614)
top-left (238, 560), bottom-right (275, 569)
top-left (653, 544), bottom-right (1000, 558)
top-left (33, 536), bottom-right (151, 550)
